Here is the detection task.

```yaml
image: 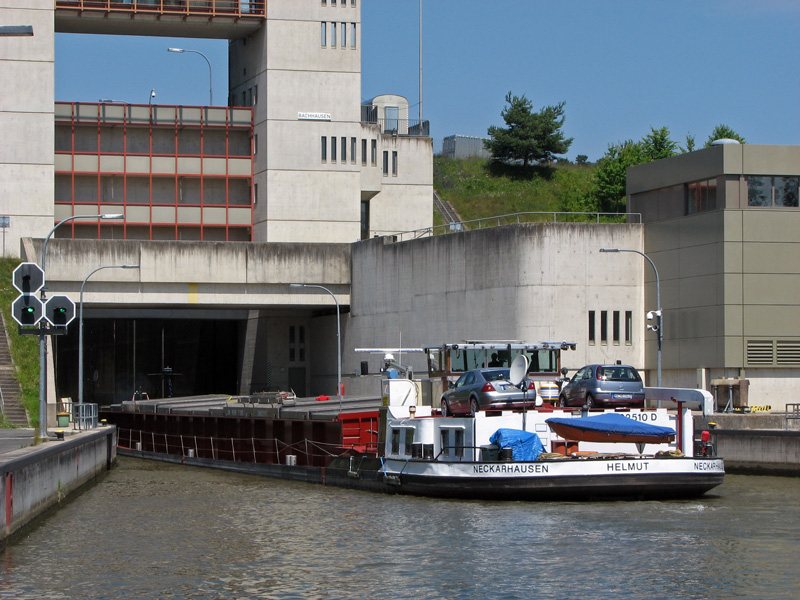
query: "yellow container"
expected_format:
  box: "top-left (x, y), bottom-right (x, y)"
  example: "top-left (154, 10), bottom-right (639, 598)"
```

top-left (56, 412), bottom-right (70, 427)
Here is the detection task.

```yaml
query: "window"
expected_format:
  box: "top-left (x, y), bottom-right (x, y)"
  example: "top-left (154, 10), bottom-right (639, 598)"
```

top-left (351, 137), bottom-right (356, 163)
top-left (361, 200), bottom-right (369, 240)
top-left (331, 22), bottom-right (336, 47)
top-left (686, 179), bottom-right (717, 214)
top-left (341, 136), bottom-right (347, 162)
top-left (253, 134), bottom-right (257, 154)
top-left (253, 85), bottom-right (258, 105)
top-left (331, 136), bottom-right (337, 162)
top-left (361, 139), bottom-right (367, 165)
top-left (455, 430), bottom-right (464, 458)
top-left (351, 23), bottom-right (357, 48)
top-left (382, 150), bottom-right (389, 175)
top-left (600, 311), bottom-right (608, 344)
top-left (391, 429), bottom-right (399, 454)
top-left (613, 311), bottom-right (620, 344)
top-left (253, 183), bottom-right (257, 205)
top-left (331, 0), bottom-right (336, 6)
top-left (289, 326), bottom-right (306, 363)
top-left (588, 311), bottom-right (595, 344)
top-left (371, 139), bottom-right (377, 165)
top-left (405, 429), bottom-right (414, 456)
top-left (392, 150), bottom-right (397, 176)
top-left (747, 176), bottom-right (799, 207)
top-left (625, 311), bottom-right (632, 344)
top-left (341, 22), bottom-right (346, 47)
top-left (321, 136), bottom-right (327, 161)
top-left (321, 22), bottom-right (327, 46)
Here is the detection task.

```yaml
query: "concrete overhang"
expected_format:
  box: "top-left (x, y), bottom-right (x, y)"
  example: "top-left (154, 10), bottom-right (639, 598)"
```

top-left (21, 238), bottom-right (352, 310)
top-left (55, 8), bottom-right (263, 40)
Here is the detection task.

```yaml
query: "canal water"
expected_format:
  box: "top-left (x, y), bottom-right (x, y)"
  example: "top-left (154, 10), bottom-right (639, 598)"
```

top-left (1, 457), bottom-right (798, 600)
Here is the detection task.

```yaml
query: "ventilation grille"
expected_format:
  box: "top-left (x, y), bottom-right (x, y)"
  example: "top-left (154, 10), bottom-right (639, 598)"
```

top-left (746, 340), bottom-right (774, 366)
top-left (777, 341), bottom-right (800, 365)
top-left (746, 339), bottom-right (800, 366)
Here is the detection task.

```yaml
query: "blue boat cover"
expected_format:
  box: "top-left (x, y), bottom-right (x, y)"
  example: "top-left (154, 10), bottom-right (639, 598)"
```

top-left (489, 429), bottom-right (545, 461)
top-left (545, 412), bottom-right (676, 439)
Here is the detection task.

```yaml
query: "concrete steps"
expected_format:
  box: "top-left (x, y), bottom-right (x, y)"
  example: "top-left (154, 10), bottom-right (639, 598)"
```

top-left (0, 314), bottom-right (29, 427)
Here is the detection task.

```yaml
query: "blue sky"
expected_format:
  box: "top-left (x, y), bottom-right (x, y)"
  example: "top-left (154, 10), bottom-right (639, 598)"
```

top-left (55, 0), bottom-right (800, 161)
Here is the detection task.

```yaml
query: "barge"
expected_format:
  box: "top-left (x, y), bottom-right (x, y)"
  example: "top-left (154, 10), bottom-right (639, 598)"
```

top-left (103, 342), bottom-right (723, 500)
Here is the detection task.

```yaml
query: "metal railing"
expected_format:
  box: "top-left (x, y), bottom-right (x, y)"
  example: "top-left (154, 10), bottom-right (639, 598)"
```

top-left (786, 403), bottom-right (800, 429)
top-left (373, 210), bottom-right (642, 243)
top-left (55, 1), bottom-right (266, 18)
top-left (360, 114), bottom-right (430, 137)
top-left (117, 428), bottom-right (378, 467)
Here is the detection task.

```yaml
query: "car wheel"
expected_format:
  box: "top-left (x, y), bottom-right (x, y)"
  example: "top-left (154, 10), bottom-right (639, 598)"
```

top-left (585, 394), bottom-right (594, 410)
top-left (558, 395), bottom-right (567, 408)
top-left (440, 399), bottom-right (450, 417)
top-left (470, 398), bottom-right (480, 417)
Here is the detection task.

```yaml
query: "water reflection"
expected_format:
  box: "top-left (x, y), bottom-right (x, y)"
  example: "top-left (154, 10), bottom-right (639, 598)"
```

top-left (1, 458), bottom-right (798, 599)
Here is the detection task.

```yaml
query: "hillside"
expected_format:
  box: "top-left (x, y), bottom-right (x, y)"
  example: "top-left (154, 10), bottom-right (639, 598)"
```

top-left (433, 156), bottom-right (598, 226)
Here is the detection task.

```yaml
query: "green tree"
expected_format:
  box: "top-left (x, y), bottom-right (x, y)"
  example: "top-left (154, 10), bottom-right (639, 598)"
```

top-left (590, 127), bottom-right (680, 214)
top-left (705, 124), bottom-right (746, 146)
top-left (485, 92), bottom-right (573, 167)
top-left (575, 154), bottom-right (589, 166)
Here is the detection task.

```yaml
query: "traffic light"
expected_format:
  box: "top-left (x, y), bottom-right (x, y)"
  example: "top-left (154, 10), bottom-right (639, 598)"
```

top-left (12, 262), bottom-right (44, 295)
top-left (12, 294), bottom-right (43, 326)
top-left (11, 262), bottom-right (45, 327)
top-left (45, 295), bottom-right (76, 327)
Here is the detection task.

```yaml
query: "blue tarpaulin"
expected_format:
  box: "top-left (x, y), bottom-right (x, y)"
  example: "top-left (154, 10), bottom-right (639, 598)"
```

top-left (489, 429), bottom-right (545, 461)
top-left (545, 413), bottom-right (676, 443)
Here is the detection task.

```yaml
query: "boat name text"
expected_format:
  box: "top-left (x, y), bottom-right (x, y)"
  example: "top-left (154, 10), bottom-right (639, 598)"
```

top-left (473, 464), bottom-right (549, 474)
top-left (693, 461), bottom-right (722, 471)
top-left (607, 461), bottom-right (650, 472)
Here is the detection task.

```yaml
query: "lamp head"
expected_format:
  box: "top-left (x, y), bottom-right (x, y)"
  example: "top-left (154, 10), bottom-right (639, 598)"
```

top-left (168, 47), bottom-right (185, 53)
top-left (599, 248), bottom-right (620, 253)
top-left (100, 213), bottom-right (124, 220)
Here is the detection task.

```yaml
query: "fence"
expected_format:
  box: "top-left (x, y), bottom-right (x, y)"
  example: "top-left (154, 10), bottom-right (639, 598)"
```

top-left (117, 428), bottom-right (379, 467)
top-left (376, 210), bottom-right (642, 243)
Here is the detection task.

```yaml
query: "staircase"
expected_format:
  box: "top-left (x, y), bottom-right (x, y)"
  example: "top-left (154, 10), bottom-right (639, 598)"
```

top-left (0, 314), bottom-right (30, 427)
top-left (433, 191), bottom-right (465, 230)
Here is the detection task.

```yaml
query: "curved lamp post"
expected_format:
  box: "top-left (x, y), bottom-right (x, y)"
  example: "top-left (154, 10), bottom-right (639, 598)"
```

top-left (168, 47), bottom-right (213, 105)
top-left (39, 213), bottom-right (124, 438)
top-left (290, 283), bottom-right (342, 412)
top-left (600, 248), bottom-right (662, 388)
top-left (79, 264), bottom-right (140, 405)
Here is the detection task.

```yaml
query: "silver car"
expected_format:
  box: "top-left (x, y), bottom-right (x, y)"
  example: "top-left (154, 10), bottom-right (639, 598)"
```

top-left (558, 364), bottom-right (645, 409)
top-left (440, 368), bottom-right (537, 417)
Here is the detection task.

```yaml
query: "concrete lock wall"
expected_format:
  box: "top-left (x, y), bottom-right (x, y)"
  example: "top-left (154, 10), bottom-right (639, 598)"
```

top-left (345, 222), bottom-right (647, 379)
top-left (711, 429), bottom-right (800, 475)
top-left (0, 428), bottom-right (117, 544)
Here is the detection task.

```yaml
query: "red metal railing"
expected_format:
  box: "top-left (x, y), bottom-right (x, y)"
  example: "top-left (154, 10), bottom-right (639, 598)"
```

top-left (55, 1), bottom-right (266, 19)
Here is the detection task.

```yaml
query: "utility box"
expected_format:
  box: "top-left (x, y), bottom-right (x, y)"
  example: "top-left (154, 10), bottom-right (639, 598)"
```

top-left (711, 379), bottom-right (750, 411)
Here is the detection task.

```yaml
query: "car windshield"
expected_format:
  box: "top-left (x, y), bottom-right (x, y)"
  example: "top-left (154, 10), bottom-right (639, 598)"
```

top-left (598, 366), bottom-right (641, 382)
top-left (483, 369), bottom-right (510, 382)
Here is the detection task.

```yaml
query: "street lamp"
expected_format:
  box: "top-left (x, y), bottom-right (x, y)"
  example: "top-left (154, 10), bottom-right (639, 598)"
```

top-left (600, 248), bottom-right (662, 388)
top-left (38, 213), bottom-right (124, 439)
top-left (149, 89), bottom-right (156, 106)
top-left (168, 47), bottom-right (213, 105)
top-left (79, 264), bottom-right (140, 405)
top-left (290, 283), bottom-right (342, 412)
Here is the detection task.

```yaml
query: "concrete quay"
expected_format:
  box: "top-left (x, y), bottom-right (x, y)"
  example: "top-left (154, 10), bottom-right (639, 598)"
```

top-left (0, 426), bottom-right (117, 545)
top-left (701, 413), bottom-right (800, 475)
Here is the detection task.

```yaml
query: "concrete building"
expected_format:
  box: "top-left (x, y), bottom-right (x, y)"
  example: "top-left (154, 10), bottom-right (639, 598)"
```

top-left (1, 0), bottom-right (433, 423)
top-left (627, 143), bottom-right (800, 405)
